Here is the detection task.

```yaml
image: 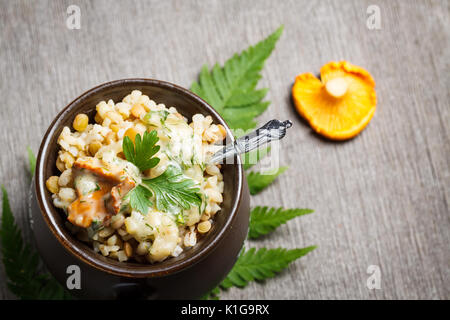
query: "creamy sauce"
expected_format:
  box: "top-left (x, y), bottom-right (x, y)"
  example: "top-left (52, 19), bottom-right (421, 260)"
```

top-left (149, 113), bottom-right (204, 168)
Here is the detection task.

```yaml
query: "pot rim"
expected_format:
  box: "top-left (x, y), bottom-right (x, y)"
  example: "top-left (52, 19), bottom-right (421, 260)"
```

top-left (35, 78), bottom-right (244, 278)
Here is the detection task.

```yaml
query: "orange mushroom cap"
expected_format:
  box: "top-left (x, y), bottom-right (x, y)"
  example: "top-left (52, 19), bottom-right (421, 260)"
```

top-left (292, 61), bottom-right (376, 140)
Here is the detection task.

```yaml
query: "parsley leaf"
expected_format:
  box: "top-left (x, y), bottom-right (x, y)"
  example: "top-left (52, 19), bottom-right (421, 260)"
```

top-left (247, 166), bottom-right (288, 195)
top-left (220, 246), bottom-right (316, 289)
top-left (125, 185), bottom-right (153, 215)
top-left (249, 206), bottom-right (314, 239)
top-left (1, 186), bottom-right (72, 299)
top-left (141, 165), bottom-right (202, 212)
top-left (191, 26), bottom-right (283, 131)
top-left (122, 132), bottom-right (201, 214)
top-left (123, 130), bottom-right (160, 172)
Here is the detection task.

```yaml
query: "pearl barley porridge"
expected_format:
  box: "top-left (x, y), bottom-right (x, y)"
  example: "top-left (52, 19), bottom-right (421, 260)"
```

top-left (46, 90), bottom-right (226, 263)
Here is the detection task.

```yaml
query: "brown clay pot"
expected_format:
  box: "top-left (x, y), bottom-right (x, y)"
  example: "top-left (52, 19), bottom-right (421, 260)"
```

top-left (29, 79), bottom-right (250, 299)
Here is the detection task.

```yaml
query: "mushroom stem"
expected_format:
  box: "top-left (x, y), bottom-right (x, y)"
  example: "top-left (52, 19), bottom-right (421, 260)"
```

top-left (325, 77), bottom-right (348, 98)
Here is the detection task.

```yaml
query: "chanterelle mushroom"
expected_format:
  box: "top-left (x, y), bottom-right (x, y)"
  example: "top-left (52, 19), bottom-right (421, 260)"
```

top-left (292, 61), bottom-right (377, 140)
top-left (67, 157), bottom-right (136, 228)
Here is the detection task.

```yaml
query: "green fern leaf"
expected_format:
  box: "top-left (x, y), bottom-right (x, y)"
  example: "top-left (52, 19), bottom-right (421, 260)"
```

top-left (191, 26), bottom-right (283, 130)
top-left (27, 147), bottom-right (36, 179)
top-left (0, 186), bottom-right (72, 299)
top-left (247, 166), bottom-right (288, 195)
top-left (220, 246), bottom-right (316, 289)
top-left (199, 286), bottom-right (220, 300)
top-left (249, 207), bottom-right (314, 239)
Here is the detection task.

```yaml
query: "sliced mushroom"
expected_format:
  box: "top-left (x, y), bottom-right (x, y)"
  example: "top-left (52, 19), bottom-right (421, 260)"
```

top-left (109, 177), bottom-right (136, 214)
top-left (67, 157), bottom-right (134, 228)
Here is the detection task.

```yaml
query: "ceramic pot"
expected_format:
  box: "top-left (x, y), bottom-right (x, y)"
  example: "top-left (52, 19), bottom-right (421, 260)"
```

top-left (29, 79), bottom-right (250, 299)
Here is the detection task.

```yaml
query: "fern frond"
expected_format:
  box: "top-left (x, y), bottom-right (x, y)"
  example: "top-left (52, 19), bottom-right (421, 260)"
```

top-left (247, 166), bottom-right (288, 195)
top-left (249, 207), bottom-right (313, 239)
top-left (220, 246), bottom-right (316, 289)
top-left (191, 26), bottom-right (283, 130)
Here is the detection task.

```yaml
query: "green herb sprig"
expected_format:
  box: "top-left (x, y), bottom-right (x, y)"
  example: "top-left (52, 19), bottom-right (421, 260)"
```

top-left (140, 165), bottom-right (202, 212)
top-left (126, 184), bottom-right (152, 214)
top-left (122, 130), bottom-right (160, 172)
top-left (123, 131), bottom-right (202, 214)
